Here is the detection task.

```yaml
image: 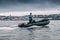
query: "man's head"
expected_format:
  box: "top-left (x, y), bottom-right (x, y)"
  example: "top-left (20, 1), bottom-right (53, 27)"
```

top-left (30, 13), bottom-right (32, 15)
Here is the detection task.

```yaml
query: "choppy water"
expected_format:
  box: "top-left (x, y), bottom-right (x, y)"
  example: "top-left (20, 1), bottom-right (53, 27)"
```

top-left (0, 20), bottom-right (60, 40)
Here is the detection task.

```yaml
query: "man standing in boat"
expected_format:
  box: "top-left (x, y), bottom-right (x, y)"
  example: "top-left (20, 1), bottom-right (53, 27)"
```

top-left (28, 13), bottom-right (33, 24)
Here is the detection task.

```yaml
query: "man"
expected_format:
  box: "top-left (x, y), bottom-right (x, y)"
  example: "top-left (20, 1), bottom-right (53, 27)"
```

top-left (29, 13), bottom-right (33, 23)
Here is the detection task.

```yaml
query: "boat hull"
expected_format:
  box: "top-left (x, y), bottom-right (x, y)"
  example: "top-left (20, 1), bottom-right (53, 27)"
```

top-left (18, 20), bottom-right (50, 27)
top-left (33, 20), bottom-right (50, 26)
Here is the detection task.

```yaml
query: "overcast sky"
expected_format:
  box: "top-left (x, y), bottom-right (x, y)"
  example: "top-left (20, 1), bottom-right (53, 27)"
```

top-left (0, 0), bottom-right (60, 16)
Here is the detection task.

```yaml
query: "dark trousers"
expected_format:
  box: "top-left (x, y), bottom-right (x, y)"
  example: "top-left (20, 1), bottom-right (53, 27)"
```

top-left (28, 20), bottom-right (32, 24)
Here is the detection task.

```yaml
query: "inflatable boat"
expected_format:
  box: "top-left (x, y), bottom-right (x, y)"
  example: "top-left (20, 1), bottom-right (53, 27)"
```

top-left (18, 18), bottom-right (50, 27)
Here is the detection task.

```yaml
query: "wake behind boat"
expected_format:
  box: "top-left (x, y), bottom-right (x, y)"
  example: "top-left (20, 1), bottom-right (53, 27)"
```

top-left (18, 18), bottom-right (50, 28)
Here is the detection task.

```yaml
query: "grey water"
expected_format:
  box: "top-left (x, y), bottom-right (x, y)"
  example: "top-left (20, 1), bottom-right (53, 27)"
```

top-left (0, 20), bottom-right (60, 40)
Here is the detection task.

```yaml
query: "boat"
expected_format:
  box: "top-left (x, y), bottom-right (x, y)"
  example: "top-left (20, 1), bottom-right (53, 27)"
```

top-left (18, 18), bottom-right (50, 27)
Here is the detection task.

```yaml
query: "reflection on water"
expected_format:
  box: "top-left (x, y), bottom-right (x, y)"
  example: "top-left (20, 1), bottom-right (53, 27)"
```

top-left (0, 20), bottom-right (60, 40)
top-left (0, 26), bottom-right (51, 40)
top-left (27, 26), bottom-right (51, 40)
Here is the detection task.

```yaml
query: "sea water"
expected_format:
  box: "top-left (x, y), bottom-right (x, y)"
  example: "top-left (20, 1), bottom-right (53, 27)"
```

top-left (0, 20), bottom-right (60, 40)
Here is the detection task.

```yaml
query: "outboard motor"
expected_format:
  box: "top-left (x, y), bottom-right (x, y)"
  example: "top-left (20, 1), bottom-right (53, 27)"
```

top-left (32, 20), bottom-right (36, 23)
